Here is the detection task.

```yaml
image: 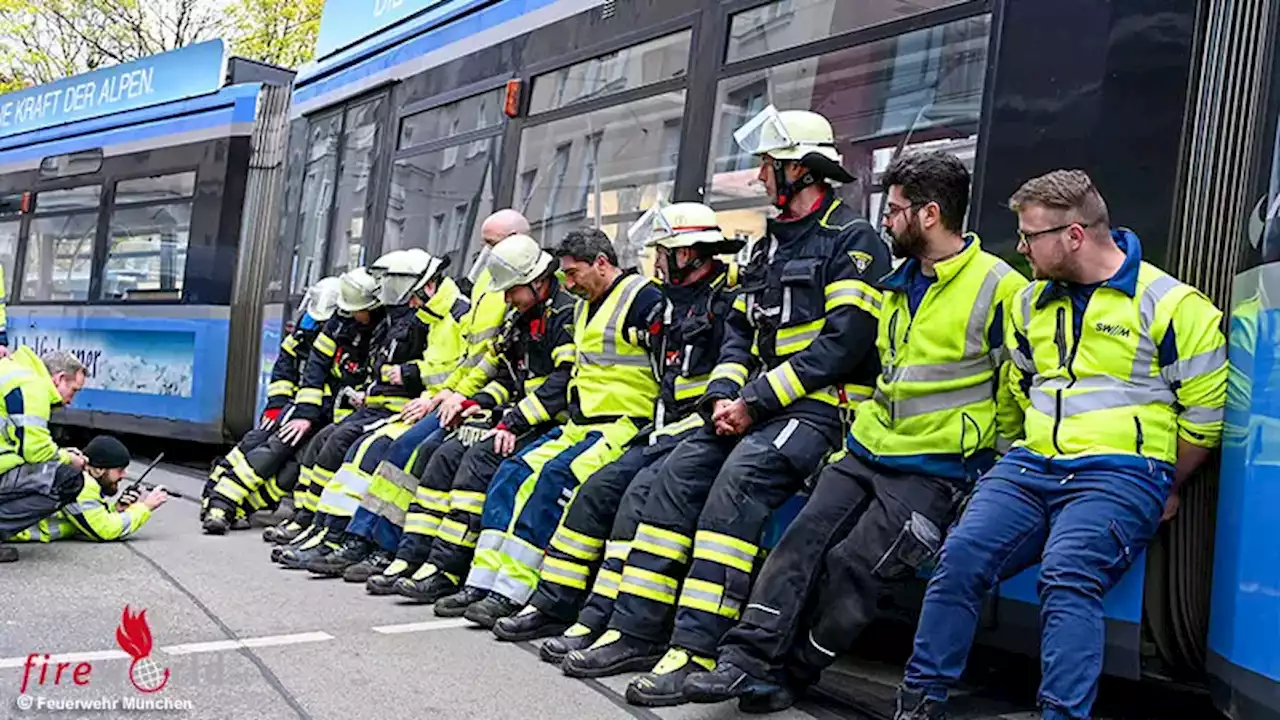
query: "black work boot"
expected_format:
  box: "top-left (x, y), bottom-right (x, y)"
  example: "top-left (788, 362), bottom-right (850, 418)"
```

top-left (306, 536), bottom-right (372, 577)
top-left (265, 511), bottom-right (313, 544)
top-left (626, 647), bottom-right (716, 707)
top-left (683, 661), bottom-right (795, 712)
top-left (278, 531), bottom-right (334, 569)
top-left (562, 630), bottom-right (666, 679)
top-left (463, 592), bottom-right (521, 629)
top-left (232, 506), bottom-right (253, 530)
top-left (894, 686), bottom-right (947, 720)
top-left (366, 558), bottom-right (417, 595)
top-left (395, 565), bottom-right (459, 604)
top-left (433, 585), bottom-right (488, 617)
top-left (0, 545), bottom-right (18, 563)
top-left (493, 605), bottom-right (570, 642)
top-left (539, 623), bottom-right (601, 665)
top-left (345, 549), bottom-right (393, 583)
top-left (272, 524), bottom-right (322, 563)
top-left (202, 506), bottom-right (231, 535)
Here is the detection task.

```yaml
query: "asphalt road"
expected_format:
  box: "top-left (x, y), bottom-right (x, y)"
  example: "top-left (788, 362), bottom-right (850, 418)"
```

top-left (0, 459), bottom-right (1221, 720)
top-left (0, 461), bottom-right (863, 720)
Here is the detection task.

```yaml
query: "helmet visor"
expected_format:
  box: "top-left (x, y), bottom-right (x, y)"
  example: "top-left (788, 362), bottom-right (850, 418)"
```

top-left (733, 105), bottom-right (794, 157)
top-left (627, 199), bottom-right (675, 248)
top-left (466, 245), bottom-right (494, 286)
top-left (380, 273), bottom-right (418, 305)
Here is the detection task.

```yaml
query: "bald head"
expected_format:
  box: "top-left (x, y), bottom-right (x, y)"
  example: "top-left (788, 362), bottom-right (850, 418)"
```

top-left (481, 209), bottom-right (531, 246)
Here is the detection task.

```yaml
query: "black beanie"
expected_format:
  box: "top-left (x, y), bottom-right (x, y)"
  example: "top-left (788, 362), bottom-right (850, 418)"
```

top-left (84, 436), bottom-right (131, 470)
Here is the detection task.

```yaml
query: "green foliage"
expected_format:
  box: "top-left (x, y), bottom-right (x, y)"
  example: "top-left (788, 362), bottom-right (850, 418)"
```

top-left (0, 0), bottom-right (322, 93)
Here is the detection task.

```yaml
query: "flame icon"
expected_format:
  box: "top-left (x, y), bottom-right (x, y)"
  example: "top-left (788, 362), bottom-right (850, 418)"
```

top-left (115, 606), bottom-right (170, 693)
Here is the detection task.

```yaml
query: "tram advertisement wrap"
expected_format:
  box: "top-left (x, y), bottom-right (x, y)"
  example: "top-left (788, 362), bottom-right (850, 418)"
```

top-left (11, 328), bottom-right (195, 397)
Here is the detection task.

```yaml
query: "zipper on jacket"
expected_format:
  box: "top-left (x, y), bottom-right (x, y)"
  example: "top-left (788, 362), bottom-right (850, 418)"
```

top-left (887, 309), bottom-right (900, 423)
top-left (1134, 417), bottom-right (1144, 455)
top-left (1052, 306), bottom-right (1068, 455)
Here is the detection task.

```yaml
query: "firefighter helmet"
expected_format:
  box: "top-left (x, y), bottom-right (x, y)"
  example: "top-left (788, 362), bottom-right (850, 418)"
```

top-left (299, 276), bottom-right (342, 322)
top-left (734, 105), bottom-right (853, 184)
top-left (627, 200), bottom-right (745, 256)
top-left (337, 267), bottom-right (381, 313)
top-left (487, 234), bottom-right (554, 292)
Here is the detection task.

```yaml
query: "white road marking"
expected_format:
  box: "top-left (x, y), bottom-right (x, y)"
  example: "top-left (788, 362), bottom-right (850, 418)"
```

top-left (0, 621), bottom-right (466, 669)
top-left (371, 619), bottom-right (472, 634)
top-left (162, 631), bottom-right (334, 656)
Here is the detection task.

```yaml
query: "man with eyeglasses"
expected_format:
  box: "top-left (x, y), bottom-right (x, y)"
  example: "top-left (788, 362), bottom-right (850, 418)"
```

top-left (894, 169), bottom-right (1227, 720)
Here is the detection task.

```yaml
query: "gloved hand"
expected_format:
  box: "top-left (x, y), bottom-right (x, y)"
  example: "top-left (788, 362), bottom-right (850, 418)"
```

top-left (116, 486), bottom-right (141, 511)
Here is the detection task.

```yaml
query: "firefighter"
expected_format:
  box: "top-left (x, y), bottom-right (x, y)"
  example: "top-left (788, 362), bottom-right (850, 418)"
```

top-left (8, 436), bottom-right (168, 544)
top-left (414, 227), bottom-right (664, 628)
top-left (681, 151), bottom-right (1028, 712)
top-left (202, 276), bottom-right (341, 527)
top-left (375, 232), bottom-right (576, 597)
top-left (278, 250), bottom-right (471, 569)
top-left (894, 170), bottom-right (1227, 720)
top-left (305, 212), bottom-right (532, 582)
top-left (491, 201), bottom-right (743, 647)
top-left (296, 248), bottom-right (475, 577)
top-left (0, 349), bottom-right (88, 563)
top-left (561, 105), bottom-right (890, 707)
top-left (203, 267), bottom-right (382, 536)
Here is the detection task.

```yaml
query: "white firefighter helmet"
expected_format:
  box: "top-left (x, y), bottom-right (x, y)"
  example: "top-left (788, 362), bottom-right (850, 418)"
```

top-left (627, 199), bottom-right (746, 256)
top-left (378, 249), bottom-right (437, 305)
top-left (299, 276), bottom-right (342, 322)
top-left (337, 267), bottom-right (381, 313)
top-left (369, 250), bottom-right (407, 281)
top-left (403, 248), bottom-right (450, 299)
top-left (733, 104), bottom-right (854, 183)
top-left (487, 234), bottom-right (554, 292)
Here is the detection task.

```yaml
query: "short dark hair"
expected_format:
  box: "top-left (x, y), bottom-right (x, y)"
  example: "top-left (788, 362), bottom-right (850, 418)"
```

top-left (554, 227), bottom-right (618, 266)
top-left (880, 150), bottom-right (971, 233)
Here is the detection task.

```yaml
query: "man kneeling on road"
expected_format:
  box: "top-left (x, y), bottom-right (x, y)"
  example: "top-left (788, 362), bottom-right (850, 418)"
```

top-left (682, 150), bottom-right (1027, 713)
top-left (8, 436), bottom-right (168, 545)
top-left (0, 349), bottom-right (89, 562)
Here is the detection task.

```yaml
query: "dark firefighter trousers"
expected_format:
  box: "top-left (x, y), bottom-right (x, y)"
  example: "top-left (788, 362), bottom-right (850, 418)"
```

top-left (344, 415), bottom-right (448, 552)
top-left (402, 424), bottom-right (554, 580)
top-left (717, 453), bottom-right (965, 688)
top-left (528, 428), bottom-right (692, 624)
top-left (206, 405), bottom-right (326, 515)
top-left (607, 415), bottom-right (837, 657)
top-left (286, 407), bottom-right (395, 549)
top-left (0, 462), bottom-right (85, 542)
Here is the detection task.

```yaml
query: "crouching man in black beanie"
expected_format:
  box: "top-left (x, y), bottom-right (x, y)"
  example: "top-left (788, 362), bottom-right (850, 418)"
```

top-left (3, 436), bottom-right (168, 560)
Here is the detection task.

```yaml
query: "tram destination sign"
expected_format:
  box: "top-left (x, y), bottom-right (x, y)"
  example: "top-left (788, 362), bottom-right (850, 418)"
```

top-left (314, 0), bottom-right (461, 60)
top-left (0, 39), bottom-right (227, 141)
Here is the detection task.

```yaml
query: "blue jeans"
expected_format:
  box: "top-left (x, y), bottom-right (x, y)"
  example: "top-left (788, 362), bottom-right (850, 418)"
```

top-left (385, 414), bottom-right (442, 470)
top-left (902, 450), bottom-right (1171, 719)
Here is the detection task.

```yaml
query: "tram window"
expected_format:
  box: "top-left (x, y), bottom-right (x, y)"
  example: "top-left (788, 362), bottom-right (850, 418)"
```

top-left (399, 87), bottom-right (507, 152)
top-left (707, 15), bottom-right (990, 243)
top-left (725, 0), bottom-right (971, 63)
top-left (114, 172), bottom-right (196, 205)
top-left (528, 31), bottom-right (692, 115)
top-left (292, 113), bottom-right (342, 295)
top-left (33, 185), bottom-right (102, 213)
top-left (22, 214), bottom-right (96, 302)
top-left (328, 96), bottom-right (387, 278)
top-left (0, 193), bottom-right (22, 217)
top-left (517, 91), bottom-right (685, 267)
top-left (384, 137), bottom-right (498, 272)
top-left (100, 203), bottom-right (192, 301)
top-left (38, 149), bottom-right (103, 179)
top-left (0, 220), bottom-right (17, 299)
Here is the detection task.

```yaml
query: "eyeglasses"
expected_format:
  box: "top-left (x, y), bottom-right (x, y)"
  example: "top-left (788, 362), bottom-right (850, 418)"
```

top-left (1016, 219), bottom-right (1098, 248)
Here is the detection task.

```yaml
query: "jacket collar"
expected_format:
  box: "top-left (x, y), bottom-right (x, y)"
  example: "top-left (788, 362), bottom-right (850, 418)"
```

top-left (1036, 228), bottom-right (1143, 308)
top-left (767, 191), bottom-right (841, 244)
top-left (416, 276), bottom-right (462, 324)
top-left (12, 345), bottom-right (62, 407)
top-left (879, 233), bottom-right (981, 292)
